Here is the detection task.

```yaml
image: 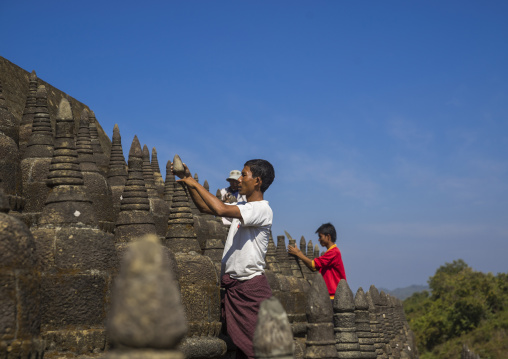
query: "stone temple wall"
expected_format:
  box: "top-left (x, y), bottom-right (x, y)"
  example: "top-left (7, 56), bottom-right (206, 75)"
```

top-left (0, 56), bottom-right (419, 359)
top-left (0, 56), bottom-right (111, 155)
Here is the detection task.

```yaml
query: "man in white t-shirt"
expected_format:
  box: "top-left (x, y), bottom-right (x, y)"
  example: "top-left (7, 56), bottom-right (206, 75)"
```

top-left (173, 159), bottom-right (275, 359)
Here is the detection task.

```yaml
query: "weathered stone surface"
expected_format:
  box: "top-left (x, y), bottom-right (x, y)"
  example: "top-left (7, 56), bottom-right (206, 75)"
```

top-left (77, 109), bottom-right (114, 225)
top-left (354, 288), bottom-right (376, 359)
top-left (174, 252), bottom-right (221, 337)
top-left (276, 235), bottom-right (292, 276)
top-left (143, 144), bottom-right (170, 237)
top-left (89, 111), bottom-right (110, 176)
top-left (108, 235), bottom-right (187, 349)
top-left (0, 56), bottom-right (111, 156)
top-left (164, 181), bottom-right (201, 253)
top-left (39, 98), bottom-right (97, 226)
top-left (285, 231), bottom-right (303, 278)
top-left (114, 136), bottom-right (156, 244)
top-left (0, 80), bottom-right (22, 198)
top-left (305, 273), bottom-right (337, 359)
top-left (19, 70), bottom-right (38, 156)
top-left (253, 297), bottom-right (294, 359)
top-left (164, 160), bottom-right (176, 207)
top-left (333, 280), bottom-right (361, 358)
top-left (0, 187), bottom-right (43, 358)
top-left (265, 231), bottom-right (280, 273)
top-left (151, 147), bottom-right (165, 198)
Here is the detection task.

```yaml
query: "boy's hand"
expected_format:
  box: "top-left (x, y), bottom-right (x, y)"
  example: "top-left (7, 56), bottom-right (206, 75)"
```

top-left (287, 244), bottom-right (302, 257)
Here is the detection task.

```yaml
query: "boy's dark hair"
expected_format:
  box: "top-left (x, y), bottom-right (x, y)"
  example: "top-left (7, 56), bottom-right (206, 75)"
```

top-left (316, 223), bottom-right (337, 243)
top-left (244, 159), bottom-right (275, 193)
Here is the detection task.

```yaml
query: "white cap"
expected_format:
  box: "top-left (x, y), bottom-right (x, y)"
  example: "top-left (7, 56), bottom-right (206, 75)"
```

top-left (227, 170), bottom-right (241, 181)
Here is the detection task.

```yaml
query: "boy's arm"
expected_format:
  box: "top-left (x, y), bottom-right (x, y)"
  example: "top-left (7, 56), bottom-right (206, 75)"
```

top-left (174, 164), bottom-right (242, 219)
top-left (287, 245), bottom-right (317, 272)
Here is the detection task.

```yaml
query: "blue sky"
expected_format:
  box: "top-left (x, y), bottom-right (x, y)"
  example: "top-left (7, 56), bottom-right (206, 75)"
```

top-left (2, 1), bottom-right (507, 291)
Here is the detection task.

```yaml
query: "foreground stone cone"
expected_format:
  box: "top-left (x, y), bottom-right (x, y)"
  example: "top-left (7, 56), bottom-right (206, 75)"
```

top-left (253, 297), bottom-right (295, 359)
top-left (107, 234), bottom-right (187, 351)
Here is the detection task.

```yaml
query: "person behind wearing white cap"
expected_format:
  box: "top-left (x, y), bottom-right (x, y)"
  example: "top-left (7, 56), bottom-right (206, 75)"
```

top-left (220, 170), bottom-right (247, 204)
top-left (219, 170), bottom-right (247, 225)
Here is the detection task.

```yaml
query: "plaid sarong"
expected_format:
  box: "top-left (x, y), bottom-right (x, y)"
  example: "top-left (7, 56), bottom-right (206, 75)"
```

top-left (221, 273), bottom-right (272, 359)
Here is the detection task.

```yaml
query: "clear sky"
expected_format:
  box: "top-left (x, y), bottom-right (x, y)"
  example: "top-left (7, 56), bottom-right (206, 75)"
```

top-left (2, 1), bottom-right (507, 291)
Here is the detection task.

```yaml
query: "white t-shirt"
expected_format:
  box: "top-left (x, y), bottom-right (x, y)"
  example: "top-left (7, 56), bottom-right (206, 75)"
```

top-left (221, 200), bottom-right (273, 280)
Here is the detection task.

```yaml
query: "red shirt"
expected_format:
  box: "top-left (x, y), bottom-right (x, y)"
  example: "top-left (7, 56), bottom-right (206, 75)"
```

top-left (312, 244), bottom-right (346, 299)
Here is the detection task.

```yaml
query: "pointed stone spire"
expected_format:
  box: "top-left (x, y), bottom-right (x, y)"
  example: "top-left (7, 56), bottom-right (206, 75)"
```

top-left (88, 110), bottom-right (109, 175)
top-left (369, 285), bottom-right (389, 354)
top-left (194, 173), bottom-right (199, 183)
top-left (23, 85), bottom-right (53, 159)
top-left (76, 109), bottom-right (114, 228)
top-left (151, 147), bottom-right (165, 197)
top-left (307, 240), bottom-right (315, 260)
top-left (107, 124), bottom-right (128, 220)
top-left (333, 279), bottom-right (361, 358)
top-left (76, 109), bottom-right (94, 162)
top-left (265, 230), bottom-right (279, 273)
top-left (215, 188), bottom-right (222, 200)
top-left (107, 235), bottom-right (187, 352)
top-left (143, 144), bottom-right (170, 237)
top-left (19, 70), bottom-right (38, 155)
top-left (276, 235), bottom-right (292, 276)
top-left (114, 136), bottom-right (156, 247)
top-left (285, 231), bottom-right (303, 278)
top-left (203, 180), bottom-right (209, 192)
top-left (39, 98), bottom-right (96, 226)
top-left (31, 98), bottom-right (117, 357)
top-left (366, 290), bottom-right (385, 359)
top-left (253, 297), bottom-right (294, 359)
top-left (20, 85), bottom-right (54, 214)
top-left (355, 288), bottom-right (376, 358)
top-left (142, 145), bottom-right (158, 198)
top-left (164, 180), bottom-right (200, 253)
top-left (314, 244), bottom-right (320, 261)
top-left (305, 273), bottom-right (337, 359)
top-left (164, 160), bottom-right (176, 206)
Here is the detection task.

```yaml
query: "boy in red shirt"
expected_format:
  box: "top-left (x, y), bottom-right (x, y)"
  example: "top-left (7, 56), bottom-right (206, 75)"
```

top-left (287, 223), bottom-right (346, 299)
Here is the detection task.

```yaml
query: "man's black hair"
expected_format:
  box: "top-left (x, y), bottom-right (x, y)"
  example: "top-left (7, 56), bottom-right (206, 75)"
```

top-left (316, 222), bottom-right (337, 243)
top-left (244, 159), bottom-right (275, 193)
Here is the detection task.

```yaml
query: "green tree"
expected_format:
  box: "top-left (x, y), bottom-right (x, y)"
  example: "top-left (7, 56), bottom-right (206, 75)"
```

top-left (404, 259), bottom-right (508, 357)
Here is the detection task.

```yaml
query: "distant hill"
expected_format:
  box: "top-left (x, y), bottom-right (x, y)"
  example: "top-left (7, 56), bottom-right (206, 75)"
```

top-left (379, 284), bottom-right (429, 300)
